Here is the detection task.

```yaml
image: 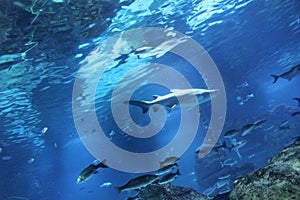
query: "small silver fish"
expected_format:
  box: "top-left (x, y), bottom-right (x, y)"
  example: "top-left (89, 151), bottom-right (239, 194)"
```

top-left (228, 140), bottom-right (247, 158)
top-left (156, 163), bottom-right (178, 175)
top-left (220, 158), bottom-right (238, 167)
top-left (218, 185), bottom-right (232, 194)
top-left (253, 119), bottom-right (267, 128)
top-left (216, 179), bottom-right (229, 189)
top-left (240, 124), bottom-right (255, 136)
top-left (100, 182), bottom-right (112, 188)
top-left (158, 170), bottom-right (181, 185)
top-left (229, 140), bottom-right (247, 151)
top-left (280, 120), bottom-right (289, 127)
top-left (218, 174), bottom-right (231, 180)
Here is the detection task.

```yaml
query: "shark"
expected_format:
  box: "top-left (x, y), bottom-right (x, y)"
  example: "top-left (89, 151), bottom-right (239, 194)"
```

top-left (124, 88), bottom-right (218, 113)
top-left (271, 64), bottom-right (300, 83)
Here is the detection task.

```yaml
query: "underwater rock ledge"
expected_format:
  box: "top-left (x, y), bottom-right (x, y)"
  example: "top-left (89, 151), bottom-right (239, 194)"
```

top-left (137, 138), bottom-right (300, 200)
top-left (230, 137), bottom-right (300, 200)
top-left (135, 184), bottom-right (211, 200)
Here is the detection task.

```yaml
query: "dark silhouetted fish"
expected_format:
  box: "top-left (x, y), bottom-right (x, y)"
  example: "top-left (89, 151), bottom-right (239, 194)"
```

top-left (115, 175), bottom-right (159, 194)
top-left (240, 119), bottom-right (266, 136)
top-left (77, 160), bottom-right (108, 184)
top-left (240, 123), bottom-right (255, 136)
top-left (195, 141), bottom-right (227, 155)
top-left (291, 111), bottom-right (300, 117)
top-left (271, 64), bottom-right (300, 83)
top-left (224, 129), bottom-right (239, 138)
top-left (158, 170), bottom-right (181, 185)
top-left (156, 163), bottom-right (178, 175)
top-left (220, 158), bottom-right (238, 168)
top-left (293, 98), bottom-right (300, 107)
top-left (253, 119), bottom-right (267, 128)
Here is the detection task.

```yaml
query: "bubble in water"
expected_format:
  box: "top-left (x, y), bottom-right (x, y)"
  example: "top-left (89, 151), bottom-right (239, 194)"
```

top-left (28, 158), bottom-right (35, 164)
top-left (2, 156), bottom-right (12, 161)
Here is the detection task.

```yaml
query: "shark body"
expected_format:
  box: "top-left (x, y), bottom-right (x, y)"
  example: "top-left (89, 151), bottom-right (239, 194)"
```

top-left (271, 64), bottom-right (300, 83)
top-left (125, 88), bottom-right (218, 113)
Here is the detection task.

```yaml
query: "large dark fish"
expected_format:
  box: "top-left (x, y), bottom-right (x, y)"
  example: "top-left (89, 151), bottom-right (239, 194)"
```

top-left (115, 175), bottom-right (159, 194)
top-left (77, 160), bottom-right (108, 184)
top-left (240, 119), bottom-right (266, 136)
top-left (224, 129), bottom-right (239, 138)
top-left (291, 111), bottom-right (300, 117)
top-left (271, 64), bottom-right (300, 83)
top-left (158, 170), bottom-right (181, 185)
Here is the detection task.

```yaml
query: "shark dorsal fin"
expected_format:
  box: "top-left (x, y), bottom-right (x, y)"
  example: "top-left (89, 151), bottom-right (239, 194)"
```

top-left (153, 95), bottom-right (160, 99)
top-left (170, 89), bottom-right (182, 93)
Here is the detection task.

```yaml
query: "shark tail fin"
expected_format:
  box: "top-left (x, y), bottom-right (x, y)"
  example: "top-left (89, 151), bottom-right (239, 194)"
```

top-left (115, 186), bottom-right (122, 194)
top-left (271, 75), bottom-right (279, 83)
top-left (124, 100), bottom-right (151, 113)
top-left (95, 159), bottom-right (108, 169)
top-left (293, 98), bottom-right (300, 107)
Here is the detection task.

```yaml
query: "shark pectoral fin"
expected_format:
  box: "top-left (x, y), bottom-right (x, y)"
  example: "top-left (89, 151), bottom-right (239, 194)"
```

top-left (153, 95), bottom-right (160, 99)
top-left (270, 75), bottom-right (279, 84)
top-left (127, 100), bottom-right (150, 113)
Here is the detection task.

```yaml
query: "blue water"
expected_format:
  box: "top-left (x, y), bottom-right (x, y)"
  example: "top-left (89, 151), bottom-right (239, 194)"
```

top-left (1, 0), bottom-right (300, 199)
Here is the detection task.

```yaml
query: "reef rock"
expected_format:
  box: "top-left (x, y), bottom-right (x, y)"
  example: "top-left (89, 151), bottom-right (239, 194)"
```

top-left (230, 138), bottom-right (300, 199)
top-left (136, 184), bottom-right (211, 200)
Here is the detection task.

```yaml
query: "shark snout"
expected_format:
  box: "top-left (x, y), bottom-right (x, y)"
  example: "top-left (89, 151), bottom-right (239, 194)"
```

top-left (206, 89), bottom-right (220, 94)
top-left (210, 89), bottom-right (219, 93)
top-left (206, 89), bottom-right (220, 99)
